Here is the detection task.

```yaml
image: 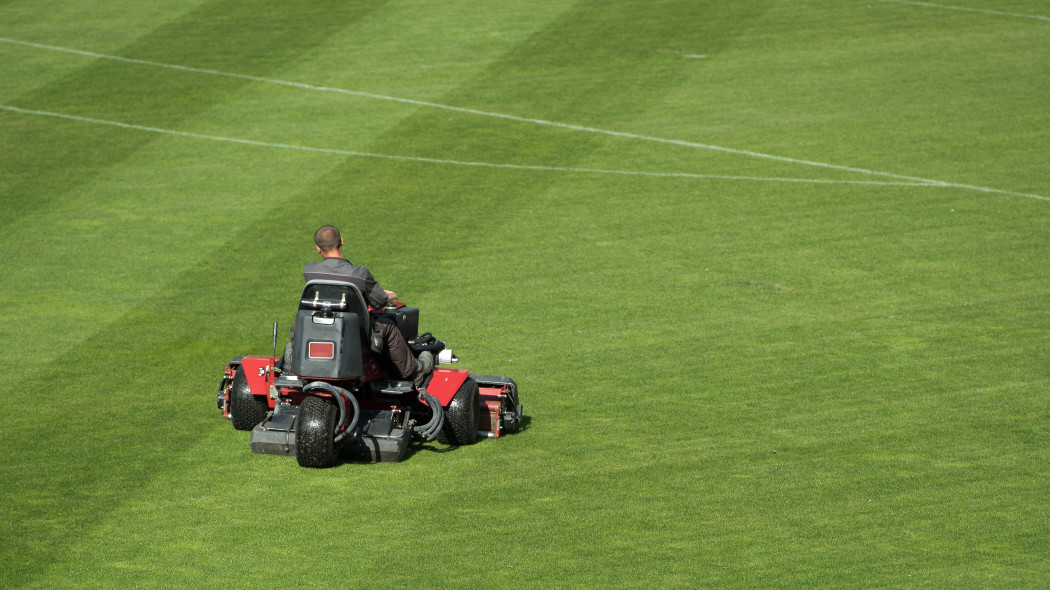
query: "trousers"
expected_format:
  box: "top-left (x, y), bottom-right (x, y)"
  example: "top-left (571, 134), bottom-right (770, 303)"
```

top-left (370, 318), bottom-right (416, 379)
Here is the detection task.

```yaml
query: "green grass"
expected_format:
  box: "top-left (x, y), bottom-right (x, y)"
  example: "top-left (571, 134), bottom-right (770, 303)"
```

top-left (2, 0), bottom-right (1049, 587)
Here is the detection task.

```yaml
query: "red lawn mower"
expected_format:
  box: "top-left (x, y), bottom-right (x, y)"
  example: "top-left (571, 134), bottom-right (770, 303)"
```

top-left (215, 280), bottom-right (523, 467)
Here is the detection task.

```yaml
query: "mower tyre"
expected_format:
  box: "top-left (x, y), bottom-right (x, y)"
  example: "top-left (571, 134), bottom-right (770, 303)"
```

top-left (230, 366), bottom-right (269, 431)
top-left (296, 395), bottom-right (338, 468)
top-left (437, 377), bottom-right (479, 446)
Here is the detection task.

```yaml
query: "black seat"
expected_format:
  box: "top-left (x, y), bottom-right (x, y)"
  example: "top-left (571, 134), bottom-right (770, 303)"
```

top-left (290, 280), bottom-right (371, 379)
top-left (298, 280), bottom-right (372, 347)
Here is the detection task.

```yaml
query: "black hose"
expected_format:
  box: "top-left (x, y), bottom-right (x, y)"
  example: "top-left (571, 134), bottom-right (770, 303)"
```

top-left (413, 390), bottom-right (445, 442)
top-left (336, 388), bottom-right (360, 443)
top-left (421, 397), bottom-right (444, 441)
top-left (422, 400), bottom-right (444, 440)
top-left (303, 381), bottom-right (360, 444)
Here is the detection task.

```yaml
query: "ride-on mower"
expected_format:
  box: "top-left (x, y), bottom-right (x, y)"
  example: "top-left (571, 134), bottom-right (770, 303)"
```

top-left (215, 280), bottom-right (523, 467)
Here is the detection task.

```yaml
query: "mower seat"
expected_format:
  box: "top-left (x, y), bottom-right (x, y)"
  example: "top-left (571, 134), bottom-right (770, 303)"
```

top-left (289, 280), bottom-right (371, 379)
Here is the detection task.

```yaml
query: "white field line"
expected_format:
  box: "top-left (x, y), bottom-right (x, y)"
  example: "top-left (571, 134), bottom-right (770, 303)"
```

top-left (880, 0), bottom-right (1050, 22)
top-left (1, 37), bottom-right (936, 184)
top-left (1, 36), bottom-right (1046, 201)
top-left (0, 104), bottom-right (945, 188)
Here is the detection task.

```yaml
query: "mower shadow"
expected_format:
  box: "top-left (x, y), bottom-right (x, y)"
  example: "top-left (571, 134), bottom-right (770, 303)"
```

top-left (405, 443), bottom-right (456, 458)
top-left (517, 415), bottom-right (533, 432)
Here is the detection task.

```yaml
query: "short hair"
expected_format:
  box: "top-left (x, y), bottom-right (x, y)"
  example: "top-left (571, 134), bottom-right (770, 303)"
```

top-left (314, 225), bottom-right (342, 252)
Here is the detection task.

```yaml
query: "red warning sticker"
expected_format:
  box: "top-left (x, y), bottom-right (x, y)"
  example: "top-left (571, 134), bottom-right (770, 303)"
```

top-left (308, 341), bottom-right (335, 359)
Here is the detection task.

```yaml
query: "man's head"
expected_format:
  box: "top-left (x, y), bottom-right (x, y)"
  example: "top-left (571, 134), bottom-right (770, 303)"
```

top-left (314, 225), bottom-right (343, 255)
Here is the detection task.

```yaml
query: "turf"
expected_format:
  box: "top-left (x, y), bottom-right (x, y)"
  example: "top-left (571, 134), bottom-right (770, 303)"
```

top-left (1, 0), bottom-right (1048, 587)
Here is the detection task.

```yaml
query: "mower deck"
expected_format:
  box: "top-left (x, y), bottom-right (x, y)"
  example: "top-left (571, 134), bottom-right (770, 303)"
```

top-left (250, 404), bottom-right (415, 463)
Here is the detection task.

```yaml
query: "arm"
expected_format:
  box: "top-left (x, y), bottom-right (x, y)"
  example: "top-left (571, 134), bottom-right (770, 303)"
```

top-left (356, 265), bottom-right (396, 308)
top-left (365, 283), bottom-right (391, 308)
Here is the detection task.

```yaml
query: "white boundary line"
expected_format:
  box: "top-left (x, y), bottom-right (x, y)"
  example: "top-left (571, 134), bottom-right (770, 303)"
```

top-left (0, 104), bottom-right (944, 188)
top-left (0, 37), bottom-right (1046, 201)
top-left (0, 37), bottom-right (934, 184)
top-left (880, 0), bottom-right (1050, 22)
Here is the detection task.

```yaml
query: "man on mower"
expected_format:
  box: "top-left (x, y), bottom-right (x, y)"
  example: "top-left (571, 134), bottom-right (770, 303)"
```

top-left (284, 225), bottom-right (433, 386)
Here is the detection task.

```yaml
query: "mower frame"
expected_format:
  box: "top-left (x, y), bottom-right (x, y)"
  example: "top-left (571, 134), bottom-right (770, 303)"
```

top-left (215, 280), bottom-right (522, 467)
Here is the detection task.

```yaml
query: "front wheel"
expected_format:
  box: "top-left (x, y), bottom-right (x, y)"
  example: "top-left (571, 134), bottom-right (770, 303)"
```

top-left (230, 366), bottom-right (269, 431)
top-left (438, 378), bottom-right (479, 446)
top-left (296, 396), bottom-right (338, 468)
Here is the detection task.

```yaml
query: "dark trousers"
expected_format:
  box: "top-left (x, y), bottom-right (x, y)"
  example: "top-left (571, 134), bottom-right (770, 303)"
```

top-left (370, 319), bottom-right (416, 379)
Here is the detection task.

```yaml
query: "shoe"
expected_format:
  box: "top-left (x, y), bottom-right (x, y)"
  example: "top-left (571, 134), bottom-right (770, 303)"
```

top-left (414, 351), bottom-right (434, 389)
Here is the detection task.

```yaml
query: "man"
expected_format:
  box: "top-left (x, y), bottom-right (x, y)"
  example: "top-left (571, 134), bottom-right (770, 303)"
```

top-left (294, 225), bottom-right (433, 386)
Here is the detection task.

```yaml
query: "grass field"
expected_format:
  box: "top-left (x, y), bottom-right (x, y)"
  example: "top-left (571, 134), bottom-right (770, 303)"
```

top-left (2, 0), bottom-right (1048, 587)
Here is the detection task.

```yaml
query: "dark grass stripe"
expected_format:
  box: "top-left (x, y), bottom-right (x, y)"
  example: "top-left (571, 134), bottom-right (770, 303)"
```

top-left (0, 0), bottom-right (388, 233)
top-left (458, 0), bottom-right (775, 119)
top-left (360, 0), bottom-right (775, 172)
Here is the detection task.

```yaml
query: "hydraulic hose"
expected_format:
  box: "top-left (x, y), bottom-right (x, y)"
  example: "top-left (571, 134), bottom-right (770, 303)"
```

top-left (303, 381), bottom-right (360, 444)
top-left (413, 390), bottom-right (445, 442)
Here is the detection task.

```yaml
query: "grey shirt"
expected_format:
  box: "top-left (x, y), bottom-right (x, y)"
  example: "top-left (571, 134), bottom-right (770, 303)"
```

top-left (303, 257), bottom-right (389, 309)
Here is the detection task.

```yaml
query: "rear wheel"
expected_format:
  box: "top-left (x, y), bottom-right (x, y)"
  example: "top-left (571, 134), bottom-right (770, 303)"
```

top-left (296, 396), bottom-right (338, 467)
top-left (438, 378), bottom-right (479, 446)
top-left (230, 366), bottom-right (269, 431)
